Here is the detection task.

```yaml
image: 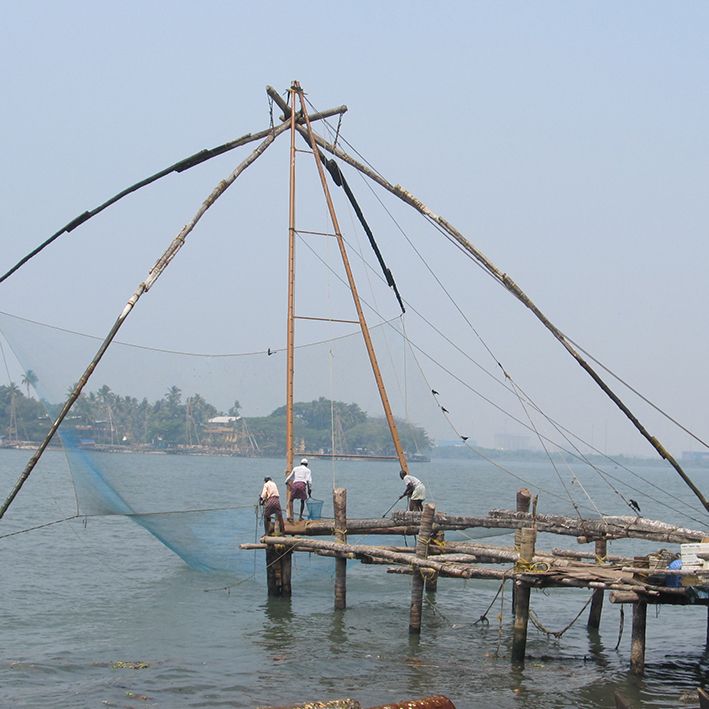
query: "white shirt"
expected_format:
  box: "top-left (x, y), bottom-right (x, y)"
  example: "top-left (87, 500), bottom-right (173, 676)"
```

top-left (260, 480), bottom-right (280, 500)
top-left (403, 474), bottom-right (425, 500)
top-left (286, 464), bottom-right (312, 485)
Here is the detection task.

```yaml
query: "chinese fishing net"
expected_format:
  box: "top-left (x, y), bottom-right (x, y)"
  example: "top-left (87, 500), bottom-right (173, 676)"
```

top-left (0, 308), bottom-right (439, 576)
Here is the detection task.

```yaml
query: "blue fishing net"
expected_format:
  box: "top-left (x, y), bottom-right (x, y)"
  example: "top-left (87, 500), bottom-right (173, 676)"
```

top-left (0, 310), bottom-right (436, 576)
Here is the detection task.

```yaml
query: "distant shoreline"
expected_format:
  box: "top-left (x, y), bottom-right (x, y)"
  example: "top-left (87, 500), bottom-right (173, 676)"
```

top-left (2, 439), bottom-right (704, 469)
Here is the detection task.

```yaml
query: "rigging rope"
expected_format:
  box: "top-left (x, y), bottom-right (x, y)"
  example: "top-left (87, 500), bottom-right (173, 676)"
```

top-left (310, 108), bottom-right (709, 516)
top-left (0, 514), bottom-right (80, 540)
top-left (308, 116), bottom-right (704, 522)
top-left (528, 593), bottom-right (594, 639)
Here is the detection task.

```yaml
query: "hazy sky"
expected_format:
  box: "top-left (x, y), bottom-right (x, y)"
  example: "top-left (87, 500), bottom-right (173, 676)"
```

top-left (1, 2), bottom-right (707, 460)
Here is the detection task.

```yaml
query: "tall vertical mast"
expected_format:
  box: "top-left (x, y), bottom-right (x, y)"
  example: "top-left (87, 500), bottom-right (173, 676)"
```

top-left (285, 83), bottom-right (298, 473)
top-left (295, 86), bottom-right (410, 475)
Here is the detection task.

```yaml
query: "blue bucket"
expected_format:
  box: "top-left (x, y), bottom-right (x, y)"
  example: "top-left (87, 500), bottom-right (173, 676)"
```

top-left (306, 498), bottom-right (324, 520)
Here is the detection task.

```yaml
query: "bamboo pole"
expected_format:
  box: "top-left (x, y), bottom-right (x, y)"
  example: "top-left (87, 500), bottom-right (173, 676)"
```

top-left (259, 535), bottom-right (477, 579)
top-left (296, 123), bottom-right (709, 513)
top-left (285, 84), bottom-right (297, 497)
top-left (630, 601), bottom-right (647, 675)
top-left (410, 503), bottom-right (435, 634)
top-left (265, 510), bottom-right (706, 543)
top-left (295, 85), bottom-right (410, 476)
top-left (0, 123), bottom-right (288, 520)
top-left (1, 99), bottom-right (345, 286)
top-left (334, 487), bottom-right (347, 610)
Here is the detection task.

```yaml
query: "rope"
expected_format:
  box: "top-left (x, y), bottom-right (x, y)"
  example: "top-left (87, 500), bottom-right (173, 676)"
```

top-left (614, 605), bottom-right (625, 651)
top-left (416, 534), bottom-right (431, 548)
top-left (528, 593), bottom-right (594, 639)
top-left (418, 567), bottom-right (437, 580)
top-left (309, 111), bottom-right (709, 524)
top-left (494, 575), bottom-right (507, 658)
top-left (0, 514), bottom-right (79, 540)
top-left (474, 576), bottom-right (507, 626)
top-left (294, 226), bottom-right (706, 522)
top-left (514, 559), bottom-right (551, 574)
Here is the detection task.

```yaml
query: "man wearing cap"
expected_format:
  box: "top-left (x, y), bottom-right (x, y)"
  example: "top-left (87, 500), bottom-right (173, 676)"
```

top-left (259, 476), bottom-right (285, 535)
top-left (285, 457), bottom-right (312, 522)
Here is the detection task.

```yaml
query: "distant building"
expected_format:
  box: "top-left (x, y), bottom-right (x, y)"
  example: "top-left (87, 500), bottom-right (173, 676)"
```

top-left (437, 439), bottom-right (475, 448)
top-left (494, 433), bottom-right (531, 451)
top-left (681, 451), bottom-right (709, 465)
top-left (203, 416), bottom-right (240, 448)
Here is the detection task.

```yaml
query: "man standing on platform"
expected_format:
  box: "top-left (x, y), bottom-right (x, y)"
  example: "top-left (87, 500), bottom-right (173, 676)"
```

top-left (285, 457), bottom-right (312, 522)
top-left (259, 476), bottom-right (285, 535)
top-left (399, 469), bottom-right (426, 511)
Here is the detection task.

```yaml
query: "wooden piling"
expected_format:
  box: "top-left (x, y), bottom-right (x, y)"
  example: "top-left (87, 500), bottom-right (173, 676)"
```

top-left (266, 543), bottom-right (292, 597)
top-left (587, 538), bottom-right (607, 631)
top-left (265, 509), bottom-right (291, 597)
top-left (512, 489), bottom-right (532, 615)
top-left (511, 525), bottom-right (536, 666)
top-left (409, 502), bottom-right (435, 634)
top-left (334, 487), bottom-right (347, 610)
top-left (630, 601), bottom-right (647, 675)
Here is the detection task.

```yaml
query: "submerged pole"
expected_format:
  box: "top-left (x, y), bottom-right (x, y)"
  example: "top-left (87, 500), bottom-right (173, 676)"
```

top-left (511, 526), bottom-right (536, 666)
top-left (409, 502), bottom-right (435, 634)
top-left (630, 601), bottom-right (647, 675)
top-left (334, 487), bottom-right (347, 610)
top-left (512, 488), bottom-right (531, 615)
top-left (587, 538), bottom-right (608, 631)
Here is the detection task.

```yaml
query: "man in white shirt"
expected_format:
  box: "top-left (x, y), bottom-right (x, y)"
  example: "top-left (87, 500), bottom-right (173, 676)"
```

top-left (285, 458), bottom-right (312, 521)
top-left (259, 476), bottom-right (285, 534)
top-left (399, 469), bottom-right (426, 511)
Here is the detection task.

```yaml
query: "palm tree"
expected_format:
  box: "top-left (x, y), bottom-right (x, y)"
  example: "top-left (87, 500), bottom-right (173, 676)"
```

top-left (21, 370), bottom-right (38, 399)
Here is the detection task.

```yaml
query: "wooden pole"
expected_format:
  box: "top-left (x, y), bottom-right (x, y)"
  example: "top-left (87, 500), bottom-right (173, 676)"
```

top-left (512, 489), bottom-right (531, 614)
top-left (587, 538), bottom-right (607, 631)
top-left (511, 526), bottom-right (536, 666)
top-left (266, 541), bottom-right (292, 597)
top-left (296, 87), bottom-right (410, 476)
top-left (0, 124), bottom-right (287, 520)
top-left (630, 601), bottom-right (647, 675)
top-left (285, 84), bottom-right (297, 507)
top-left (334, 487), bottom-right (347, 610)
top-left (409, 503), bottom-right (435, 634)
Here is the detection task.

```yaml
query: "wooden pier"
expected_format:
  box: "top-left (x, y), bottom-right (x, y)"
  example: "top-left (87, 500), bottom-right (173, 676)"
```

top-left (242, 487), bottom-right (709, 677)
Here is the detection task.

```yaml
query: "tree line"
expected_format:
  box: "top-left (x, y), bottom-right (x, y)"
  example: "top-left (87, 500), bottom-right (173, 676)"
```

top-left (0, 382), bottom-right (431, 456)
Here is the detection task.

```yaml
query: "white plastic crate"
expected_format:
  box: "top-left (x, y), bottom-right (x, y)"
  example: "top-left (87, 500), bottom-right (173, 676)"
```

top-left (680, 542), bottom-right (709, 570)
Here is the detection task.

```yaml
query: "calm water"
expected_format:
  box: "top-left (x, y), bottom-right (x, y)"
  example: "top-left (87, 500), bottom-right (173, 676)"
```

top-left (1, 448), bottom-right (708, 708)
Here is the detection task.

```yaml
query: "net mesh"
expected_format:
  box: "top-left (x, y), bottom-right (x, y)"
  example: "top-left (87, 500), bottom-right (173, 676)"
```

top-left (0, 309), bottom-right (437, 574)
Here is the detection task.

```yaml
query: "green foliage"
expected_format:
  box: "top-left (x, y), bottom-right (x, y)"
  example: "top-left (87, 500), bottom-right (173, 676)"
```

top-left (0, 384), bottom-right (432, 456)
top-left (0, 384), bottom-right (50, 442)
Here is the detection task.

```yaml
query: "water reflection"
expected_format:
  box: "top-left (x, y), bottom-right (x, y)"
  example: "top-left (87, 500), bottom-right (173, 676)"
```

top-left (328, 608), bottom-right (347, 655)
top-left (260, 597), bottom-right (294, 657)
top-left (586, 628), bottom-right (609, 668)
